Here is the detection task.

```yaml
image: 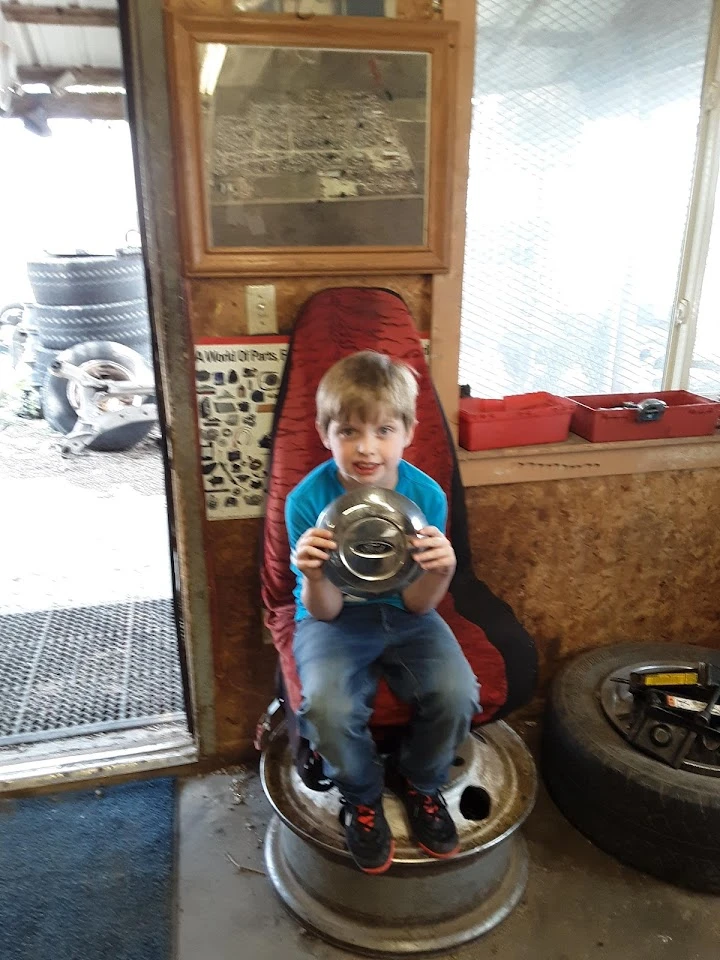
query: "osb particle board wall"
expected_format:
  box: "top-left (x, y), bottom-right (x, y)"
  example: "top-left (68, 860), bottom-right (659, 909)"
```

top-left (466, 469), bottom-right (720, 696)
top-left (186, 276), bottom-right (431, 338)
top-left (202, 517), bottom-right (270, 752)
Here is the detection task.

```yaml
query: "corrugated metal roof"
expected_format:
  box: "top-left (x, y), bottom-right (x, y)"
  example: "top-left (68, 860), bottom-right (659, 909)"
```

top-left (2, 0), bottom-right (121, 71)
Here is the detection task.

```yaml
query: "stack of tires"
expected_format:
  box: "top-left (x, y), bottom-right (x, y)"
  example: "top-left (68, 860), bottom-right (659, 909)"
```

top-left (22, 251), bottom-right (156, 450)
top-left (25, 250), bottom-right (152, 394)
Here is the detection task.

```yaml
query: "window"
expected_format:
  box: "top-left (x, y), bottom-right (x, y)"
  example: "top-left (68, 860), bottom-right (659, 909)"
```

top-left (689, 174), bottom-right (720, 398)
top-left (460, 0), bottom-right (720, 401)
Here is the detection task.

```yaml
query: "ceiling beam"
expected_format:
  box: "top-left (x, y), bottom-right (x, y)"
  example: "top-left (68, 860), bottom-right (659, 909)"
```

top-left (18, 66), bottom-right (125, 87)
top-left (44, 92), bottom-right (125, 120)
top-left (0, 4), bottom-right (118, 27)
top-left (10, 91), bottom-right (126, 123)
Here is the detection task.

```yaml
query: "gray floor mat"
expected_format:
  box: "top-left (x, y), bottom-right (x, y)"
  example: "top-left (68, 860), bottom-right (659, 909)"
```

top-left (0, 598), bottom-right (184, 746)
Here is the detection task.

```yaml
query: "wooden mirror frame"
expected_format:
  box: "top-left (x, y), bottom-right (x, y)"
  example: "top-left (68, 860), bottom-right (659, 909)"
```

top-left (165, 14), bottom-right (458, 277)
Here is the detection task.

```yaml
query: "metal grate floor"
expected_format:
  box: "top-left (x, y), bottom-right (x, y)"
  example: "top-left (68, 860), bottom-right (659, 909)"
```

top-left (0, 598), bottom-right (185, 747)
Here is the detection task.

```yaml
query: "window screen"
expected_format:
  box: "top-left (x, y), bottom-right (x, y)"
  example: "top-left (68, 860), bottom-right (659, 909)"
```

top-left (460, 0), bottom-right (713, 398)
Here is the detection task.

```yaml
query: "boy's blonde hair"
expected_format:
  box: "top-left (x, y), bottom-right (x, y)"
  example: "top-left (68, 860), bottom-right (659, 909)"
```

top-left (316, 350), bottom-right (418, 432)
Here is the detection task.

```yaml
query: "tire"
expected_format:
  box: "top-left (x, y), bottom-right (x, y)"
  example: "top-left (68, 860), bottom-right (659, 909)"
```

top-left (26, 299), bottom-right (150, 351)
top-left (31, 344), bottom-right (57, 390)
top-left (42, 340), bottom-right (155, 452)
top-left (542, 642), bottom-right (720, 893)
top-left (128, 335), bottom-right (153, 365)
top-left (27, 253), bottom-right (146, 306)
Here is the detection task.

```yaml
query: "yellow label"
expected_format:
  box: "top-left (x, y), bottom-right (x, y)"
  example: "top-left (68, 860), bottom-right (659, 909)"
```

top-left (643, 672), bottom-right (698, 686)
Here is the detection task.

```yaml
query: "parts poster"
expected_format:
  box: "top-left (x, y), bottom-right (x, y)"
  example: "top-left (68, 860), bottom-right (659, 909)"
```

top-left (195, 336), bottom-right (431, 520)
top-left (195, 337), bottom-right (287, 520)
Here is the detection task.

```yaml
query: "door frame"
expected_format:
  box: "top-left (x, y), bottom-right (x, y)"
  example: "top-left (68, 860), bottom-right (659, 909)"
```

top-left (120, 0), bottom-right (217, 759)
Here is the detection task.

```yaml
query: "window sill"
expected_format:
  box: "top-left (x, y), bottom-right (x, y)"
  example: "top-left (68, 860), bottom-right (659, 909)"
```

top-left (457, 430), bottom-right (720, 487)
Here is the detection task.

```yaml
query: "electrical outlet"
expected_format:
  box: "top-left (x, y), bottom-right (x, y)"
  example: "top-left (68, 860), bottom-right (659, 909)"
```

top-left (246, 284), bottom-right (277, 335)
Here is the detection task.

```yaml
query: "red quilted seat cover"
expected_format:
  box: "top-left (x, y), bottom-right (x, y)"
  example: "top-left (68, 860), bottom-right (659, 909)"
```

top-left (261, 288), bottom-right (515, 726)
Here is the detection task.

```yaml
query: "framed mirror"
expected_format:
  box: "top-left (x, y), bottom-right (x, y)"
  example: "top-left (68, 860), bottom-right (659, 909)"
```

top-left (166, 15), bottom-right (458, 276)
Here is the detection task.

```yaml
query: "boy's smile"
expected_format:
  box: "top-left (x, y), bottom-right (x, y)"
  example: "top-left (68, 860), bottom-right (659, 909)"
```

top-left (318, 409), bottom-right (416, 490)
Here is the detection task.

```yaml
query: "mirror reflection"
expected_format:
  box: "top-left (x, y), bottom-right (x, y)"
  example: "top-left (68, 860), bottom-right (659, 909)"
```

top-left (198, 44), bottom-right (429, 247)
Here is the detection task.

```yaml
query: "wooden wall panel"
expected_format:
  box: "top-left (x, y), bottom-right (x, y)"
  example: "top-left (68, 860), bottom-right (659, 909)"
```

top-left (186, 276), bottom-right (431, 339)
top-left (466, 469), bottom-right (720, 697)
top-left (203, 518), bottom-right (277, 752)
top-left (396, 0), bottom-right (437, 18)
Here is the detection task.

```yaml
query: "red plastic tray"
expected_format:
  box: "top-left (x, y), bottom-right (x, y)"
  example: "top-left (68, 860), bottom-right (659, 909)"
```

top-left (568, 390), bottom-right (720, 443)
top-left (459, 392), bottom-right (575, 451)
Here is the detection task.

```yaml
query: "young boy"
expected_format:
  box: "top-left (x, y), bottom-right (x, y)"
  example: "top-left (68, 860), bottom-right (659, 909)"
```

top-left (285, 350), bottom-right (480, 875)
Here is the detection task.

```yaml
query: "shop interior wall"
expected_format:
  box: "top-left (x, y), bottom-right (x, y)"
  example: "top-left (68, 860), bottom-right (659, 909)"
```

top-left (192, 305), bottom-right (720, 760)
top-left (466, 470), bottom-right (720, 693)
top-left (164, 0), bottom-right (719, 759)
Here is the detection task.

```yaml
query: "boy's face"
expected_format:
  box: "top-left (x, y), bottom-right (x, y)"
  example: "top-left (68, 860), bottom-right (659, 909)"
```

top-left (317, 408), bottom-right (416, 490)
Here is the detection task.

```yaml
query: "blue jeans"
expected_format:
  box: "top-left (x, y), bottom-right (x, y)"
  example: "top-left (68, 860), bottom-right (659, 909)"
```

top-left (293, 604), bottom-right (481, 805)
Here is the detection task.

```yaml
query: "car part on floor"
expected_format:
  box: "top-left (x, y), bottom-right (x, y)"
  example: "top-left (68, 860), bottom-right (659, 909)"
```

top-left (0, 303), bottom-right (25, 367)
top-left (261, 722), bottom-right (536, 954)
top-left (543, 642), bottom-right (720, 893)
top-left (42, 340), bottom-right (156, 454)
top-left (0, 310), bottom-right (45, 416)
top-left (317, 486), bottom-right (427, 598)
top-left (7, 323), bottom-right (58, 392)
top-left (26, 251), bottom-right (147, 306)
top-left (25, 299), bottom-right (150, 352)
top-left (0, 303), bottom-right (24, 325)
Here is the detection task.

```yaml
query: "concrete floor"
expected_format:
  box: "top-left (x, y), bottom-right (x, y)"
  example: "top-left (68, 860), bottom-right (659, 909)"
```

top-left (176, 725), bottom-right (720, 960)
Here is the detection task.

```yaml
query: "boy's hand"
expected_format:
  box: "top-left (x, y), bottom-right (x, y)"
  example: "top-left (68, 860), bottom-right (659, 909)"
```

top-left (294, 527), bottom-right (337, 582)
top-left (410, 526), bottom-right (456, 578)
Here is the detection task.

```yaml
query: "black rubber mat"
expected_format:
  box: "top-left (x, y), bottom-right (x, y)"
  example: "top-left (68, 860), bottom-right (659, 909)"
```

top-left (0, 598), bottom-right (185, 746)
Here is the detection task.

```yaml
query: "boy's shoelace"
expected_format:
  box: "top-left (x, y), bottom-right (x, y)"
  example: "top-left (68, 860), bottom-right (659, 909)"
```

top-left (355, 804), bottom-right (377, 832)
top-left (407, 786), bottom-right (442, 820)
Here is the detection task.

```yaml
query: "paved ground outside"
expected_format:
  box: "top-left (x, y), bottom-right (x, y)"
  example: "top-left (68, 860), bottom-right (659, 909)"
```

top-left (0, 409), bottom-right (172, 615)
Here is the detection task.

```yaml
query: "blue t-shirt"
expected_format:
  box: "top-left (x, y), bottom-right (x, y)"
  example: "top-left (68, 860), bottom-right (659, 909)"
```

top-left (285, 459), bottom-right (447, 620)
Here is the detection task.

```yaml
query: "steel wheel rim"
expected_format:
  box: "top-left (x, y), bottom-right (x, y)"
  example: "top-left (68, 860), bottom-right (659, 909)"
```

top-left (260, 721), bottom-right (537, 865)
top-left (66, 358), bottom-right (145, 413)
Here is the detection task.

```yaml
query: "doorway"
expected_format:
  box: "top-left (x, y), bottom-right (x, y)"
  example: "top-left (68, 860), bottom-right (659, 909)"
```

top-left (0, 7), bottom-right (194, 785)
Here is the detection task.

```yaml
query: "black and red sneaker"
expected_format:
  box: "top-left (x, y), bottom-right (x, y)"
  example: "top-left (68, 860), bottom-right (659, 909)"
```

top-left (340, 797), bottom-right (395, 874)
top-left (391, 777), bottom-right (460, 859)
top-left (296, 744), bottom-right (333, 792)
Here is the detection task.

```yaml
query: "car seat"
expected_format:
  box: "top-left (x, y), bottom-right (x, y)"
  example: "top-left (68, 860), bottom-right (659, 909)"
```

top-left (260, 287), bottom-right (537, 767)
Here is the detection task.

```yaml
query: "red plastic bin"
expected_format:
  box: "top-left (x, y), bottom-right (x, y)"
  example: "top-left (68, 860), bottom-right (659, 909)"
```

top-left (458, 392), bottom-right (575, 451)
top-left (568, 390), bottom-right (720, 443)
